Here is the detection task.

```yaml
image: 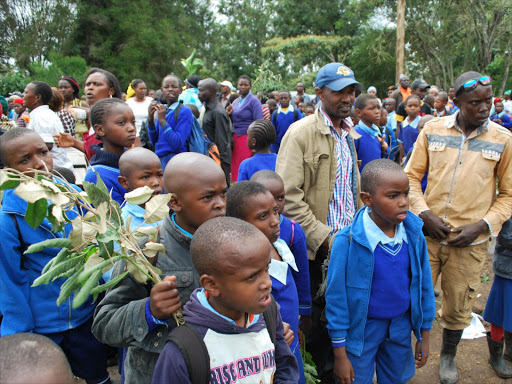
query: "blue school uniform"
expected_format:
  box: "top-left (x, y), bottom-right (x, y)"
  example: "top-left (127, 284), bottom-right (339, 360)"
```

top-left (271, 105), bottom-right (302, 153)
top-left (325, 207), bottom-right (435, 384)
top-left (398, 115), bottom-right (421, 155)
top-left (271, 239), bottom-right (306, 384)
top-left (354, 121), bottom-right (385, 171)
top-left (84, 144), bottom-right (127, 205)
top-left (237, 153), bottom-right (277, 182)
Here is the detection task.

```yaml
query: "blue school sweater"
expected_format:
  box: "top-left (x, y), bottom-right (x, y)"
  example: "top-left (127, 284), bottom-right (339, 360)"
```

top-left (147, 102), bottom-right (193, 158)
top-left (279, 215), bottom-right (311, 316)
top-left (354, 122), bottom-right (384, 171)
top-left (237, 153), bottom-right (277, 182)
top-left (398, 115), bottom-right (421, 155)
top-left (84, 145), bottom-right (127, 205)
top-left (271, 106), bottom-right (303, 153)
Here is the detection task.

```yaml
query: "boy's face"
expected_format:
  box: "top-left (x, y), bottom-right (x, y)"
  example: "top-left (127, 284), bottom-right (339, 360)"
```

top-left (4, 133), bottom-right (53, 177)
top-left (362, 171), bottom-right (410, 226)
top-left (298, 102), bottom-right (305, 112)
top-left (434, 96), bottom-right (446, 111)
top-left (118, 157), bottom-right (163, 196)
top-left (357, 99), bottom-right (381, 126)
top-left (449, 88), bottom-right (455, 99)
top-left (170, 170), bottom-right (227, 234)
top-left (95, 104), bottom-right (137, 152)
top-left (306, 106), bottom-right (315, 116)
top-left (495, 102), bottom-right (504, 114)
top-left (279, 92), bottom-right (290, 108)
top-left (405, 99), bottom-right (420, 118)
top-left (242, 192), bottom-right (280, 243)
top-left (385, 100), bottom-right (395, 113)
top-left (257, 178), bottom-right (285, 215)
top-left (379, 109), bottom-right (388, 127)
top-left (161, 78), bottom-right (181, 104)
top-left (207, 234), bottom-right (272, 316)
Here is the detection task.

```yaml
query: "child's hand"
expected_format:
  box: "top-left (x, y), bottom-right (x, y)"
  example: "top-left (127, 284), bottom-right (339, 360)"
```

top-left (333, 347), bottom-right (354, 384)
top-left (148, 102), bottom-right (158, 124)
top-left (377, 134), bottom-right (388, 152)
top-left (156, 104), bottom-right (167, 122)
top-left (415, 331), bottom-right (430, 368)
top-left (53, 132), bottom-right (75, 148)
top-left (282, 321), bottom-right (294, 346)
top-left (149, 276), bottom-right (182, 320)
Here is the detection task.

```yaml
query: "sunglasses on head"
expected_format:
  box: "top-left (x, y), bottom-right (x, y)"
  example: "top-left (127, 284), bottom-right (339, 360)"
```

top-left (457, 76), bottom-right (491, 95)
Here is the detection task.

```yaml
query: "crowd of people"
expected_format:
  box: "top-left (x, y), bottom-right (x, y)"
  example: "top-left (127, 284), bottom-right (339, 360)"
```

top-left (0, 62), bottom-right (511, 384)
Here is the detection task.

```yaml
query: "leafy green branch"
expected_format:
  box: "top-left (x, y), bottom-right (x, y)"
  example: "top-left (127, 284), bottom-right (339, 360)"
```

top-left (0, 168), bottom-right (184, 325)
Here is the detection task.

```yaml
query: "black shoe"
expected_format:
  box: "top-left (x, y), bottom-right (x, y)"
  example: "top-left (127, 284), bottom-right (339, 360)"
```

top-left (504, 331), bottom-right (512, 361)
top-left (439, 328), bottom-right (463, 384)
top-left (487, 332), bottom-right (512, 378)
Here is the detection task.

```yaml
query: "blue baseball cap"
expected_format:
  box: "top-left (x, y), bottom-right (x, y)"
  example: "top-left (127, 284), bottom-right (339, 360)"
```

top-left (315, 63), bottom-right (363, 92)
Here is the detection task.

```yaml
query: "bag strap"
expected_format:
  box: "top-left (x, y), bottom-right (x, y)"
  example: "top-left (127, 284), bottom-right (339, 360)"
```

top-left (293, 108), bottom-right (298, 121)
top-left (166, 323), bottom-right (210, 384)
top-left (272, 110), bottom-right (277, 126)
top-left (10, 214), bottom-right (27, 269)
top-left (262, 295), bottom-right (278, 346)
top-left (173, 101), bottom-right (184, 124)
top-left (290, 220), bottom-right (296, 248)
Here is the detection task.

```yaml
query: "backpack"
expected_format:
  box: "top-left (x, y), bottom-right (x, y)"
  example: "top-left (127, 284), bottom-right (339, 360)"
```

top-left (173, 103), bottom-right (208, 155)
top-left (166, 295), bottom-right (278, 384)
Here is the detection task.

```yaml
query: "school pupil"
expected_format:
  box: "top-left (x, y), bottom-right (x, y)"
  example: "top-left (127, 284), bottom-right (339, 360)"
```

top-left (491, 101), bottom-right (512, 130)
top-left (83, 98), bottom-right (135, 205)
top-left (325, 159), bottom-right (435, 384)
top-left (434, 92), bottom-right (452, 117)
top-left (92, 153), bottom-right (227, 384)
top-left (379, 108), bottom-right (398, 162)
top-left (237, 120), bottom-right (277, 181)
top-left (118, 147), bottom-right (164, 231)
top-left (305, 102), bottom-right (315, 116)
top-left (152, 217), bottom-right (299, 384)
top-left (354, 94), bottom-right (388, 171)
top-left (250, 170), bottom-right (312, 333)
top-left (147, 74), bottom-right (194, 170)
top-left (0, 128), bottom-right (110, 384)
top-left (398, 94), bottom-right (422, 158)
top-left (226, 181), bottom-right (307, 384)
top-left (0, 333), bottom-right (74, 384)
top-left (271, 90), bottom-right (303, 153)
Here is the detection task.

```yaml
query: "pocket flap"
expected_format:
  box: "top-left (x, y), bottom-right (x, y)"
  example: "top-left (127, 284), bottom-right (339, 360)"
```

top-left (482, 150), bottom-right (501, 161)
top-left (428, 143), bottom-right (446, 152)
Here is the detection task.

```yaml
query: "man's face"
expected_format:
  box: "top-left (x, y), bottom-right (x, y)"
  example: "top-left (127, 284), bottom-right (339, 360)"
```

top-left (449, 88), bottom-right (455, 99)
top-left (400, 77), bottom-right (410, 88)
top-left (316, 85), bottom-right (356, 120)
top-left (198, 84), bottom-right (214, 103)
top-left (455, 85), bottom-right (493, 128)
top-left (220, 85), bottom-right (230, 95)
top-left (279, 92), bottom-right (290, 108)
top-left (413, 87), bottom-right (426, 100)
top-left (296, 83), bottom-right (305, 94)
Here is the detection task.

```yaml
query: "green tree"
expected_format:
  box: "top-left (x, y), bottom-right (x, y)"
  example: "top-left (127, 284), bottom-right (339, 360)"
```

top-left (28, 51), bottom-right (89, 90)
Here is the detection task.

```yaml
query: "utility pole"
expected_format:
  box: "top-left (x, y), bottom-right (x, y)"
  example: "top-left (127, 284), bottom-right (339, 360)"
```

top-left (395, 0), bottom-right (406, 84)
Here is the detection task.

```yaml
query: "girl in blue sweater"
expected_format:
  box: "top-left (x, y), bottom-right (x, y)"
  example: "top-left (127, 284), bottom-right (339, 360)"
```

top-left (147, 75), bottom-right (194, 170)
top-left (325, 159), bottom-right (435, 384)
top-left (84, 98), bottom-right (135, 204)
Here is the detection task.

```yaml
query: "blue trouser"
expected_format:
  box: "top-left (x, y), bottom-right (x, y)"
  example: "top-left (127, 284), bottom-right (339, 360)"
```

top-left (291, 342), bottom-right (305, 384)
top-left (45, 316), bottom-right (110, 384)
top-left (347, 312), bottom-right (415, 384)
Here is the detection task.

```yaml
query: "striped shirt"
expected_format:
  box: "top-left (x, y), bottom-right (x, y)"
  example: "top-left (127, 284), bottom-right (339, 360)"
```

top-left (319, 107), bottom-right (355, 235)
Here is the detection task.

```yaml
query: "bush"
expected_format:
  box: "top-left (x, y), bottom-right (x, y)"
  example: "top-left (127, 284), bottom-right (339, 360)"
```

top-left (0, 71), bottom-right (30, 96)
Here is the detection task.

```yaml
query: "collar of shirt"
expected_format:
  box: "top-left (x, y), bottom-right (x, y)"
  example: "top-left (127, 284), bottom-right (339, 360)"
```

top-left (269, 239), bottom-right (299, 285)
top-left (404, 115), bottom-right (421, 129)
top-left (357, 120), bottom-right (382, 138)
top-left (171, 212), bottom-right (193, 238)
top-left (197, 289), bottom-right (259, 326)
top-left (277, 104), bottom-right (295, 114)
top-left (124, 202), bottom-right (146, 218)
top-left (319, 106), bottom-right (352, 137)
top-left (205, 99), bottom-right (220, 111)
top-left (235, 92), bottom-right (252, 110)
top-left (447, 110), bottom-right (489, 136)
top-left (362, 207), bottom-right (408, 252)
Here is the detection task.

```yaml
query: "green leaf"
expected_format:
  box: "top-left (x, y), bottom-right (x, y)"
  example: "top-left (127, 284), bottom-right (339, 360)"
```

top-left (144, 194), bottom-right (172, 224)
top-left (15, 180), bottom-right (70, 207)
top-left (82, 180), bottom-right (110, 207)
top-left (89, 271), bottom-right (130, 295)
top-left (142, 242), bottom-right (165, 259)
top-left (32, 254), bottom-right (84, 286)
top-left (124, 186), bottom-right (154, 205)
top-left (42, 248), bottom-right (71, 275)
top-left (25, 238), bottom-right (72, 254)
top-left (56, 271), bottom-right (81, 306)
top-left (0, 171), bottom-right (21, 190)
top-left (97, 229), bottom-right (120, 243)
top-left (72, 269), bottom-right (102, 308)
top-left (95, 202), bottom-right (108, 234)
top-left (97, 241), bottom-right (115, 260)
top-left (127, 258), bottom-right (151, 283)
top-left (47, 204), bottom-right (65, 233)
top-left (0, 179), bottom-right (21, 190)
top-left (25, 198), bottom-right (48, 229)
top-left (76, 255), bottom-right (124, 284)
top-left (135, 226), bottom-right (158, 242)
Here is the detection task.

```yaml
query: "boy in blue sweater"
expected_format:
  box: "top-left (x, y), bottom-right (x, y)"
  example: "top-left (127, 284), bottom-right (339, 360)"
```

top-left (84, 98), bottom-right (135, 204)
top-left (271, 90), bottom-right (303, 153)
top-left (148, 75), bottom-right (194, 170)
top-left (354, 94), bottom-right (388, 171)
top-left (227, 181), bottom-right (308, 384)
top-left (325, 159), bottom-right (435, 384)
top-left (0, 128), bottom-right (110, 384)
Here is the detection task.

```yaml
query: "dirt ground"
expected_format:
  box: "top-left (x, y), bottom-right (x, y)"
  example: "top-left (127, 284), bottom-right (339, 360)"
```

top-left (78, 241), bottom-right (511, 384)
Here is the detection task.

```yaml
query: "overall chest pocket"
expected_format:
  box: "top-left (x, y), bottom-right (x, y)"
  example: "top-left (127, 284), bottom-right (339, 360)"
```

top-left (475, 150), bottom-right (500, 179)
top-left (305, 153), bottom-right (331, 191)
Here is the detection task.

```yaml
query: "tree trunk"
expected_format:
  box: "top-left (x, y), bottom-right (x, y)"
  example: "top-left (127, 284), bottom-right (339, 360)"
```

top-left (500, 34), bottom-right (512, 96)
top-left (395, 0), bottom-right (406, 83)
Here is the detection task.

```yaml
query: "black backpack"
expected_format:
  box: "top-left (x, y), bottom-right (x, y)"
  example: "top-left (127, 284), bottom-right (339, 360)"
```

top-left (166, 295), bottom-right (278, 384)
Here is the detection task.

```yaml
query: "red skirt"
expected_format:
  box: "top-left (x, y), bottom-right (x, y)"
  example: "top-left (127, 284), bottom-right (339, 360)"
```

top-left (231, 134), bottom-right (251, 182)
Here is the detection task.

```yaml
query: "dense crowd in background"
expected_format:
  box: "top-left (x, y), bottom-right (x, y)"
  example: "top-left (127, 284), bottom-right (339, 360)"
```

top-left (0, 64), bottom-right (511, 384)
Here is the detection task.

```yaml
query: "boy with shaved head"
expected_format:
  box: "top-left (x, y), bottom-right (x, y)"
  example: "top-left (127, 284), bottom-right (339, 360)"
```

top-left (93, 152), bottom-right (228, 384)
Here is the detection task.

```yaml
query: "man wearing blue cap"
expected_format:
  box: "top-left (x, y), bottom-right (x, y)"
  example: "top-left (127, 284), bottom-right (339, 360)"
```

top-left (276, 63), bottom-right (362, 382)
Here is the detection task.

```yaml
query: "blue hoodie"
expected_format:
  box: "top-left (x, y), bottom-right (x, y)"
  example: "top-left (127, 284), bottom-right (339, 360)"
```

top-left (325, 208), bottom-right (435, 357)
top-left (0, 188), bottom-right (96, 336)
top-left (152, 289), bottom-right (299, 384)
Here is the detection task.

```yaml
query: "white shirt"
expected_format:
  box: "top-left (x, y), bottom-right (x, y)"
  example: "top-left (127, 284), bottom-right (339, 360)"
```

top-left (126, 97), bottom-right (153, 135)
top-left (28, 105), bottom-right (74, 171)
